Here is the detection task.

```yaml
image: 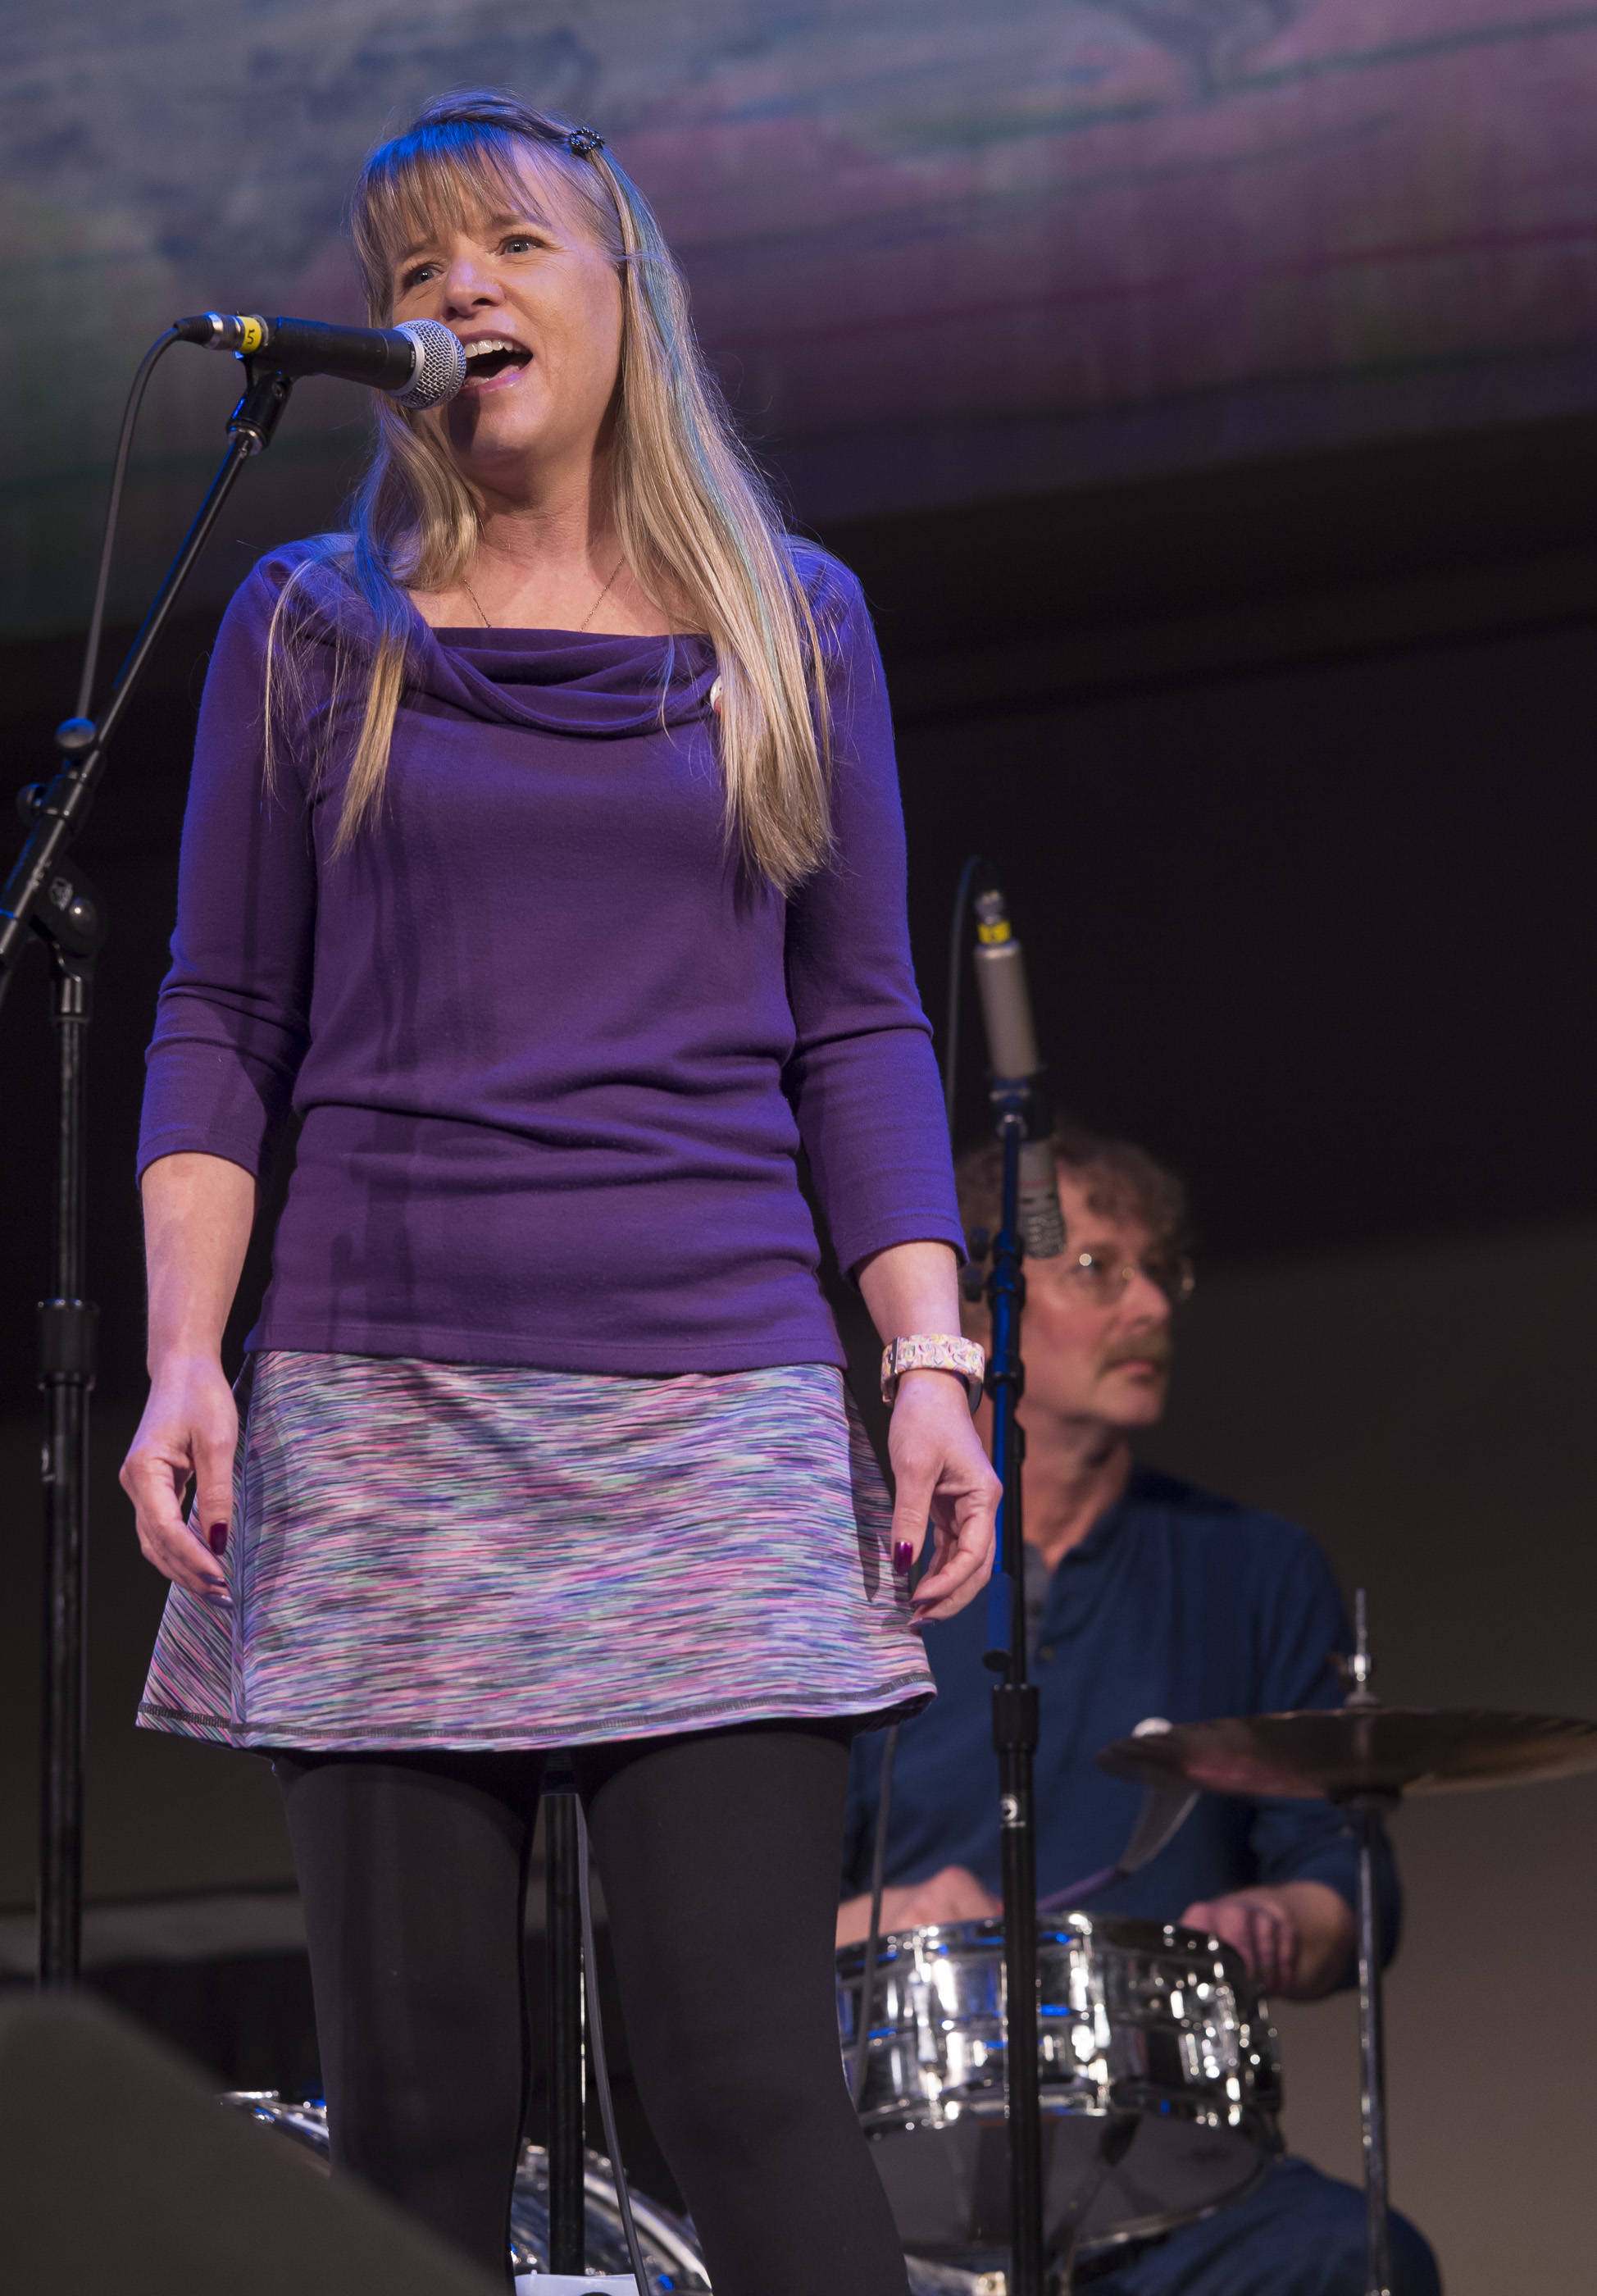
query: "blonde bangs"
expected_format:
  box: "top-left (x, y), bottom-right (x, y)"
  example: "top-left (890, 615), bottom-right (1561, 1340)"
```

top-left (351, 129), bottom-right (612, 322)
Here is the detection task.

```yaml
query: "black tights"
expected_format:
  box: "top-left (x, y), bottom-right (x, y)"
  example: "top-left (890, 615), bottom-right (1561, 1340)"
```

top-left (274, 1724), bottom-right (908, 2296)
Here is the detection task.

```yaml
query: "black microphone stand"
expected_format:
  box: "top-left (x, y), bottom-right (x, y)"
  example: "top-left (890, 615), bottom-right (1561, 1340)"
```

top-left (0, 360), bottom-right (297, 1986)
top-left (982, 1096), bottom-right (1047, 2296)
top-left (543, 1760), bottom-right (587, 2276)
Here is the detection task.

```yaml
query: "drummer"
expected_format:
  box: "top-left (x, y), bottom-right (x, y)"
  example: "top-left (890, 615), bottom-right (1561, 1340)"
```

top-left (839, 1118), bottom-right (1440, 2296)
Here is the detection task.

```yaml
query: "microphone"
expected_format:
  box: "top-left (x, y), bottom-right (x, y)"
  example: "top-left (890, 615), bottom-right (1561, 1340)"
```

top-left (971, 870), bottom-right (1067, 1259)
top-left (173, 312), bottom-right (466, 410)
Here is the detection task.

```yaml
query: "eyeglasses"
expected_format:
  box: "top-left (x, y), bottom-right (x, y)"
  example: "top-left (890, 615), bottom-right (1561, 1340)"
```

top-left (1053, 1249), bottom-right (1195, 1310)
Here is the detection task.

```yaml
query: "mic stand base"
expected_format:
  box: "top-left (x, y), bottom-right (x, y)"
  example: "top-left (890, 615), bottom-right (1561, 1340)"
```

top-left (993, 1679), bottom-right (1044, 2294)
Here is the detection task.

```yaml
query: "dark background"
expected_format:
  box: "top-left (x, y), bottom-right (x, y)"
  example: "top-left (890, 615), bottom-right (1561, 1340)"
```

top-left (3, 404), bottom-right (1595, 1412)
top-left (4, 380), bottom-right (1597, 2296)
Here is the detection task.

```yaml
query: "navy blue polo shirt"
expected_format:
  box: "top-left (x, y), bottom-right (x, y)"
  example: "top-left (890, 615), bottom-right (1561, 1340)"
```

top-left (844, 1467), bottom-right (1398, 1960)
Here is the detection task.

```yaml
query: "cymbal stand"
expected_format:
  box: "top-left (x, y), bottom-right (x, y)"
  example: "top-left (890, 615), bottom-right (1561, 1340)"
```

top-left (1344, 1789), bottom-right (1398, 2296)
top-left (1335, 1592), bottom-right (1395, 2296)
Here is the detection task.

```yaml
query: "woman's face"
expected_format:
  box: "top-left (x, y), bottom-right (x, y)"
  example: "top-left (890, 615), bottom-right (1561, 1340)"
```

top-left (390, 152), bottom-right (623, 499)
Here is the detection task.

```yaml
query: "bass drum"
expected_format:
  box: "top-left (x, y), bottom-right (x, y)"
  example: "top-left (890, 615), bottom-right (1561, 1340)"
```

top-left (230, 2092), bottom-right (999, 2294)
top-left (224, 2095), bottom-right (711, 2292)
top-left (836, 1912), bottom-right (1283, 2264)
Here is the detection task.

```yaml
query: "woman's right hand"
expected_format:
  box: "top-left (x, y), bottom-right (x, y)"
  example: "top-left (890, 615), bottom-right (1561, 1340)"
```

top-left (120, 1352), bottom-right (239, 1600)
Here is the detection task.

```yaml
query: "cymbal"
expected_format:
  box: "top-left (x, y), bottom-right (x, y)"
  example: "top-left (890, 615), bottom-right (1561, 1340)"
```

top-left (1096, 1707), bottom-right (1597, 1802)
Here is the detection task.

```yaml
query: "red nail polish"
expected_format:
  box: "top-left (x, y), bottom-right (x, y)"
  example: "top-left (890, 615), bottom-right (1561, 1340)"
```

top-left (893, 1541), bottom-right (914, 1577)
top-left (208, 1522), bottom-right (228, 1556)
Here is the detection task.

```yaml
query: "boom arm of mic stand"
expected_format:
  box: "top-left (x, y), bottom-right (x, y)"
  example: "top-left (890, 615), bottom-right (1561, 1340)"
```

top-left (0, 363), bottom-right (294, 984)
top-left (1, 362), bottom-right (295, 1990)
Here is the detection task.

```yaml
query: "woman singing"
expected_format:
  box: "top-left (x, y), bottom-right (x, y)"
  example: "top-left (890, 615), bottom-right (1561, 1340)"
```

top-left (121, 90), bottom-right (998, 2296)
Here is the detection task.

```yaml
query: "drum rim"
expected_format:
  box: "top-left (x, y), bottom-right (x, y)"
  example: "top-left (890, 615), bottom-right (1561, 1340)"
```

top-left (835, 1910), bottom-right (1259, 1978)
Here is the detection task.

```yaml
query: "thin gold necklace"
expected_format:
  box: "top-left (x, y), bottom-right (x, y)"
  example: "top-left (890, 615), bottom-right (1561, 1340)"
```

top-left (462, 559), bottom-right (624, 633)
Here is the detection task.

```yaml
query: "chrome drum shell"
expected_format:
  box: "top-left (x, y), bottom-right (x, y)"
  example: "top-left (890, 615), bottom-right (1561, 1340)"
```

top-left (224, 2096), bottom-right (711, 2291)
top-left (836, 1912), bottom-right (1283, 2262)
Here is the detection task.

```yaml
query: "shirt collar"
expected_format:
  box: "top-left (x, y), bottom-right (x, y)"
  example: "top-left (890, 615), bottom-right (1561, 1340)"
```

top-left (1044, 1460), bottom-right (1154, 1574)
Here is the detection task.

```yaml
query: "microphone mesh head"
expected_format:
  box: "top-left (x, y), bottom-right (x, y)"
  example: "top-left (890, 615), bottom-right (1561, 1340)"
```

top-left (394, 320), bottom-right (467, 409)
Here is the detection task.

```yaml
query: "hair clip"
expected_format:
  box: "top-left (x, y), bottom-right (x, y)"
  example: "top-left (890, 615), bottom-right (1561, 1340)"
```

top-left (566, 125), bottom-right (605, 157)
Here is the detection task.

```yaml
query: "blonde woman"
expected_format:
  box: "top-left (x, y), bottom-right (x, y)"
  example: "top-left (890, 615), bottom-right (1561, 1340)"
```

top-left (121, 91), bottom-right (997, 2295)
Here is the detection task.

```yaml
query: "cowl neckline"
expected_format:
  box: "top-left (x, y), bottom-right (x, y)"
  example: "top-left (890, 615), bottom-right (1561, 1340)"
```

top-left (409, 616), bottom-right (718, 739)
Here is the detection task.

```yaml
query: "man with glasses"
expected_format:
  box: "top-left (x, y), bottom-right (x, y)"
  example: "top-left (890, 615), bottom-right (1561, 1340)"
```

top-left (839, 1121), bottom-right (1440, 2294)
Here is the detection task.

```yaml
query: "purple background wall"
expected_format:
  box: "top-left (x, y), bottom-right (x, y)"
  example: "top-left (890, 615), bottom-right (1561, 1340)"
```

top-left (6, 0), bottom-right (1597, 631)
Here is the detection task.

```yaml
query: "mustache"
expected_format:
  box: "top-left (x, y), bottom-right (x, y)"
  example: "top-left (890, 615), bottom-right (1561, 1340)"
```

top-left (1103, 1336), bottom-right (1172, 1371)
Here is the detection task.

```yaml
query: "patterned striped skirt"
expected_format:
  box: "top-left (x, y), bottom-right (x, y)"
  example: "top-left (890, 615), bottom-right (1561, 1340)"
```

top-left (136, 1351), bottom-right (933, 1751)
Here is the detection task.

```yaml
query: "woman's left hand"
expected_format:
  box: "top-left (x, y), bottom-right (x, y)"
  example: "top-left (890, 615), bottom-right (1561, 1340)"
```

top-left (887, 1369), bottom-right (1000, 1624)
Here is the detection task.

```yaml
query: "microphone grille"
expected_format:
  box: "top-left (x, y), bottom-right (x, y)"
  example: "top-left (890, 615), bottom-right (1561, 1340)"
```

top-left (394, 320), bottom-right (467, 409)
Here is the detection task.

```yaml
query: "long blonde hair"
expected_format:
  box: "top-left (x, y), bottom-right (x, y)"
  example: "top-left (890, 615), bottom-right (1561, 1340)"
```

top-left (268, 89), bottom-right (832, 892)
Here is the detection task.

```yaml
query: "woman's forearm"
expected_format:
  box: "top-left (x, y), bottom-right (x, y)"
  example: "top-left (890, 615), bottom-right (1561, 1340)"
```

top-left (854, 1237), bottom-right (997, 1620)
top-left (141, 1151), bottom-right (258, 1369)
top-left (855, 1238), bottom-right (962, 1345)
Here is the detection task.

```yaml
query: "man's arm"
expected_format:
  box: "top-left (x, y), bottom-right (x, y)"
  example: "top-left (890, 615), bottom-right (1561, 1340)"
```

top-left (1180, 1878), bottom-right (1354, 1999)
top-left (836, 1865), bottom-right (1001, 1947)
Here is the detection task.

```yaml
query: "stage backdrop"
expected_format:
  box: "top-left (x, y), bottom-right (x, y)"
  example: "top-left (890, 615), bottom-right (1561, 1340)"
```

top-left (5, 0), bottom-right (1597, 634)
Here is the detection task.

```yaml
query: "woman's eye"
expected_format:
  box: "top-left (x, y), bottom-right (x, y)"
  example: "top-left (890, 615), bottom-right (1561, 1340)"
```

top-left (399, 262), bottom-right (438, 291)
top-left (501, 234), bottom-right (540, 255)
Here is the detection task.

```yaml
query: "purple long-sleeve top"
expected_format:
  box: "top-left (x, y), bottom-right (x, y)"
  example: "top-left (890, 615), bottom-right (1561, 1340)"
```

top-left (137, 541), bottom-right (963, 1374)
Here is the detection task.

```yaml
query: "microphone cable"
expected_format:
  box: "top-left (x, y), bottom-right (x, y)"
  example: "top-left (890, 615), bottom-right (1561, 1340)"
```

top-left (74, 327), bottom-right (181, 726)
top-left (942, 851), bottom-right (985, 1137)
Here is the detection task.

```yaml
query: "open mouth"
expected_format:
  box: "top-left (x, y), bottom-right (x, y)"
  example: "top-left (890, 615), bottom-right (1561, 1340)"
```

top-left (460, 336), bottom-right (532, 384)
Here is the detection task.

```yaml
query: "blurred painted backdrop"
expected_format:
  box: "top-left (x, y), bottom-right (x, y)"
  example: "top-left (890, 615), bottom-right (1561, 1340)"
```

top-left (6, 0), bottom-right (1597, 635)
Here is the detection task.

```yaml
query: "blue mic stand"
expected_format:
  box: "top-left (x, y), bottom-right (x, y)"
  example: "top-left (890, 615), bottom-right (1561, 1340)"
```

top-left (980, 1093), bottom-right (1047, 2296)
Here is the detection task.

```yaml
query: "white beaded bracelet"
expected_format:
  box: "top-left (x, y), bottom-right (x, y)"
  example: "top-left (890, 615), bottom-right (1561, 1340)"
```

top-left (880, 1334), bottom-right (986, 1410)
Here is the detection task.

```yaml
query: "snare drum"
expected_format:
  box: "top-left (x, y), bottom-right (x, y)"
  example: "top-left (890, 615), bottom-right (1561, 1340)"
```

top-left (835, 1912), bottom-right (1282, 2262)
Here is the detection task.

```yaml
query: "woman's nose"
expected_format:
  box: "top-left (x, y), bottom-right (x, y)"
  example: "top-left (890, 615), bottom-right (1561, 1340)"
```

top-left (440, 258), bottom-right (503, 312)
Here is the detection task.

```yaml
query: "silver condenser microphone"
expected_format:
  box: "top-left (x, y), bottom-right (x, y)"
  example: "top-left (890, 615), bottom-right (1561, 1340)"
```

top-left (971, 872), bottom-right (1066, 1259)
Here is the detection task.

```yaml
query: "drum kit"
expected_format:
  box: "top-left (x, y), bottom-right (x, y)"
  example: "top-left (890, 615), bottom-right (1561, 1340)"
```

top-left (230, 1605), bottom-right (1597, 2296)
top-left (843, 1603), bottom-right (1597, 2296)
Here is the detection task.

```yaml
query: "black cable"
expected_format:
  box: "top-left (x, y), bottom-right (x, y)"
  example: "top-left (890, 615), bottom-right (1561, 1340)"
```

top-left (576, 1797), bottom-right (653, 2295)
top-left (74, 327), bottom-right (182, 724)
top-left (944, 851), bottom-right (985, 1137)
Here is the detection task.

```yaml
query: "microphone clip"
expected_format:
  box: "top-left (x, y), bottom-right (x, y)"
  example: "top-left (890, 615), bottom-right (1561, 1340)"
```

top-left (228, 363), bottom-right (296, 456)
top-left (987, 1066), bottom-right (1053, 1142)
